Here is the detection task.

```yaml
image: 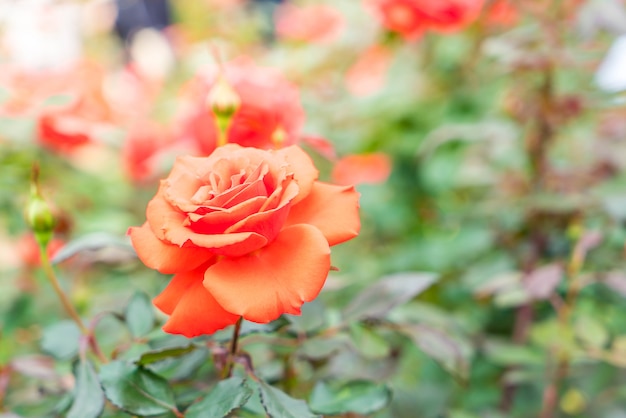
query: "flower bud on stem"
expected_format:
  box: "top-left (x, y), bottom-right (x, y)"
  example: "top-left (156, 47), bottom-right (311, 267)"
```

top-left (28, 164), bottom-right (89, 337)
top-left (27, 164), bottom-right (55, 250)
top-left (207, 75), bottom-right (240, 147)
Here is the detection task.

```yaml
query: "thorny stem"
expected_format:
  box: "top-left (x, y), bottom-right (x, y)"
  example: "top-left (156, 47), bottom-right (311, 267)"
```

top-left (222, 317), bottom-right (243, 379)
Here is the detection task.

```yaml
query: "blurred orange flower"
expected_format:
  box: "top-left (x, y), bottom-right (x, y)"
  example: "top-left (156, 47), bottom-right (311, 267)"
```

top-left (345, 45), bottom-right (393, 97)
top-left (276, 4), bottom-right (344, 44)
top-left (332, 153), bottom-right (392, 186)
top-left (486, 0), bottom-right (518, 26)
top-left (368, 0), bottom-right (484, 39)
top-left (17, 234), bottom-right (64, 268)
top-left (121, 121), bottom-right (179, 184)
top-left (176, 58), bottom-right (305, 156)
top-left (128, 144), bottom-right (360, 337)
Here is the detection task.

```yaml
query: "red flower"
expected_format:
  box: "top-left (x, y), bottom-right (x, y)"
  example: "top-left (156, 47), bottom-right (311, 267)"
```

top-left (368, 0), bottom-right (484, 39)
top-left (128, 144), bottom-right (360, 337)
top-left (176, 58), bottom-right (305, 156)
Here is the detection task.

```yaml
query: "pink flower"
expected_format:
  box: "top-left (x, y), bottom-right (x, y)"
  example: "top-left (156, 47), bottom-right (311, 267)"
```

top-left (276, 4), bottom-right (344, 44)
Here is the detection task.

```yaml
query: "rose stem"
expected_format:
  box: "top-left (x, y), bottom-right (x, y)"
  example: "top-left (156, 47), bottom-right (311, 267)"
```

top-left (39, 249), bottom-right (89, 336)
top-left (223, 317), bottom-right (243, 379)
top-left (40, 250), bottom-right (111, 364)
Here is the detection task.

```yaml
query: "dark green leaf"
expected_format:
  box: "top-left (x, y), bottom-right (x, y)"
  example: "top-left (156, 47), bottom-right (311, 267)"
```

top-left (344, 272), bottom-right (439, 320)
top-left (41, 320), bottom-right (81, 360)
top-left (185, 377), bottom-right (252, 418)
top-left (99, 360), bottom-right (179, 416)
top-left (147, 347), bottom-right (209, 381)
top-left (285, 300), bottom-right (326, 334)
top-left (135, 345), bottom-right (196, 366)
top-left (255, 379), bottom-right (320, 418)
top-left (51, 232), bottom-right (135, 265)
top-left (126, 292), bottom-right (155, 338)
top-left (309, 380), bottom-right (392, 415)
top-left (67, 359), bottom-right (105, 418)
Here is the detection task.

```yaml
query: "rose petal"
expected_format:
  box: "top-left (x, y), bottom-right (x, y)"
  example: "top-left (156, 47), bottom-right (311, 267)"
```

top-left (224, 200), bottom-right (291, 243)
top-left (159, 268), bottom-right (239, 337)
top-left (275, 145), bottom-right (318, 203)
top-left (189, 196), bottom-right (266, 234)
top-left (146, 184), bottom-right (188, 240)
top-left (203, 224), bottom-right (331, 323)
top-left (285, 182), bottom-right (360, 246)
top-left (146, 184), bottom-right (269, 255)
top-left (225, 175), bottom-right (299, 242)
top-left (162, 156), bottom-right (206, 212)
top-left (127, 223), bottom-right (214, 274)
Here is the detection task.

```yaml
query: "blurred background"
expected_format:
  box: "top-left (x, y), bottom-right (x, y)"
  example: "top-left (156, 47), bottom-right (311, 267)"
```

top-left (3, 0), bottom-right (626, 417)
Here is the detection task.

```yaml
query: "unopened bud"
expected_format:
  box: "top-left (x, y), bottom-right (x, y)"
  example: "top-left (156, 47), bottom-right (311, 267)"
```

top-left (207, 75), bottom-right (241, 119)
top-left (27, 165), bottom-right (55, 248)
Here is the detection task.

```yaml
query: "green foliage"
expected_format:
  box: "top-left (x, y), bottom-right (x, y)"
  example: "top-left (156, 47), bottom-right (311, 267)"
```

top-left (125, 292), bottom-right (156, 338)
top-left (254, 379), bottom-right (320, 418)
top-left (185, 377), bottom-right (252, 418)
top-left (99, 361), bottom-right (179, 416)
top-left (67, 359), bottom-right (105, 418)
top-left (4, 1), bottom-right (626, 417)
top-left (309, 380), bottom-right (392, 415)
top-left (41, 320), bottom-right (81, 360)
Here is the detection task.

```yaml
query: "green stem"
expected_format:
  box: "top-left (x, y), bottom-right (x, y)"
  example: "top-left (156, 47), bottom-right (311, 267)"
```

top-left (39, 248), bottom-right (89, 336)
top-left (216, 115), bottom-right (231, 147)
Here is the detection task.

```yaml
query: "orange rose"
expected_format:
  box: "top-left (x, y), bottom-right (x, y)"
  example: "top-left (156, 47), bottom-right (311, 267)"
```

top-left (128, 144), bottom-right (360, 337)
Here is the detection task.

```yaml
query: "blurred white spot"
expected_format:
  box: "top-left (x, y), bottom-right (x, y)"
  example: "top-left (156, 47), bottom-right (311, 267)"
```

top-left (130, 28), bottom-right (175, 81)
top-left (2, 0), bottom-right (82, 72)
top-left (596, 35), bottom-right (626, 92)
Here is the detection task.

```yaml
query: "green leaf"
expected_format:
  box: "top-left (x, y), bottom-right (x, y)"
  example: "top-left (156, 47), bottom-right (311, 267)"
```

top-left (297, 335), bottom-right (349, 360)
top-left (344, 272), bottom-right (439, 320)
top-left (41, 320), bottom-right (81, 360)
top-left (285, 300), bottom-right (326, 334)
top-left (99, 360), bottom-right (180, 416)
top-left (574, 316), bottom-right (609, 349)
top-left (254, 379), bottom-right (320, 418)
top-left (125, 292), bottom-right (155, 338)
top-left (482, 340), bottom-right (544, 366)
top-left (186, 377), bottom-right (252, 418)
top-left (147, 347), bottom-right (209, 381)
top-left (399, 324), bottom-right (471, 379)
top-left (67, 359), bottom-right (105, 418)
top-left (135, 345), bottom-right (197, 366)
top-left (309, 380), bottom-right (392, 415)
top-left (51, 232), bottom-right (135, 265)
top-left (349, 323), bottom-right (390, 359)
